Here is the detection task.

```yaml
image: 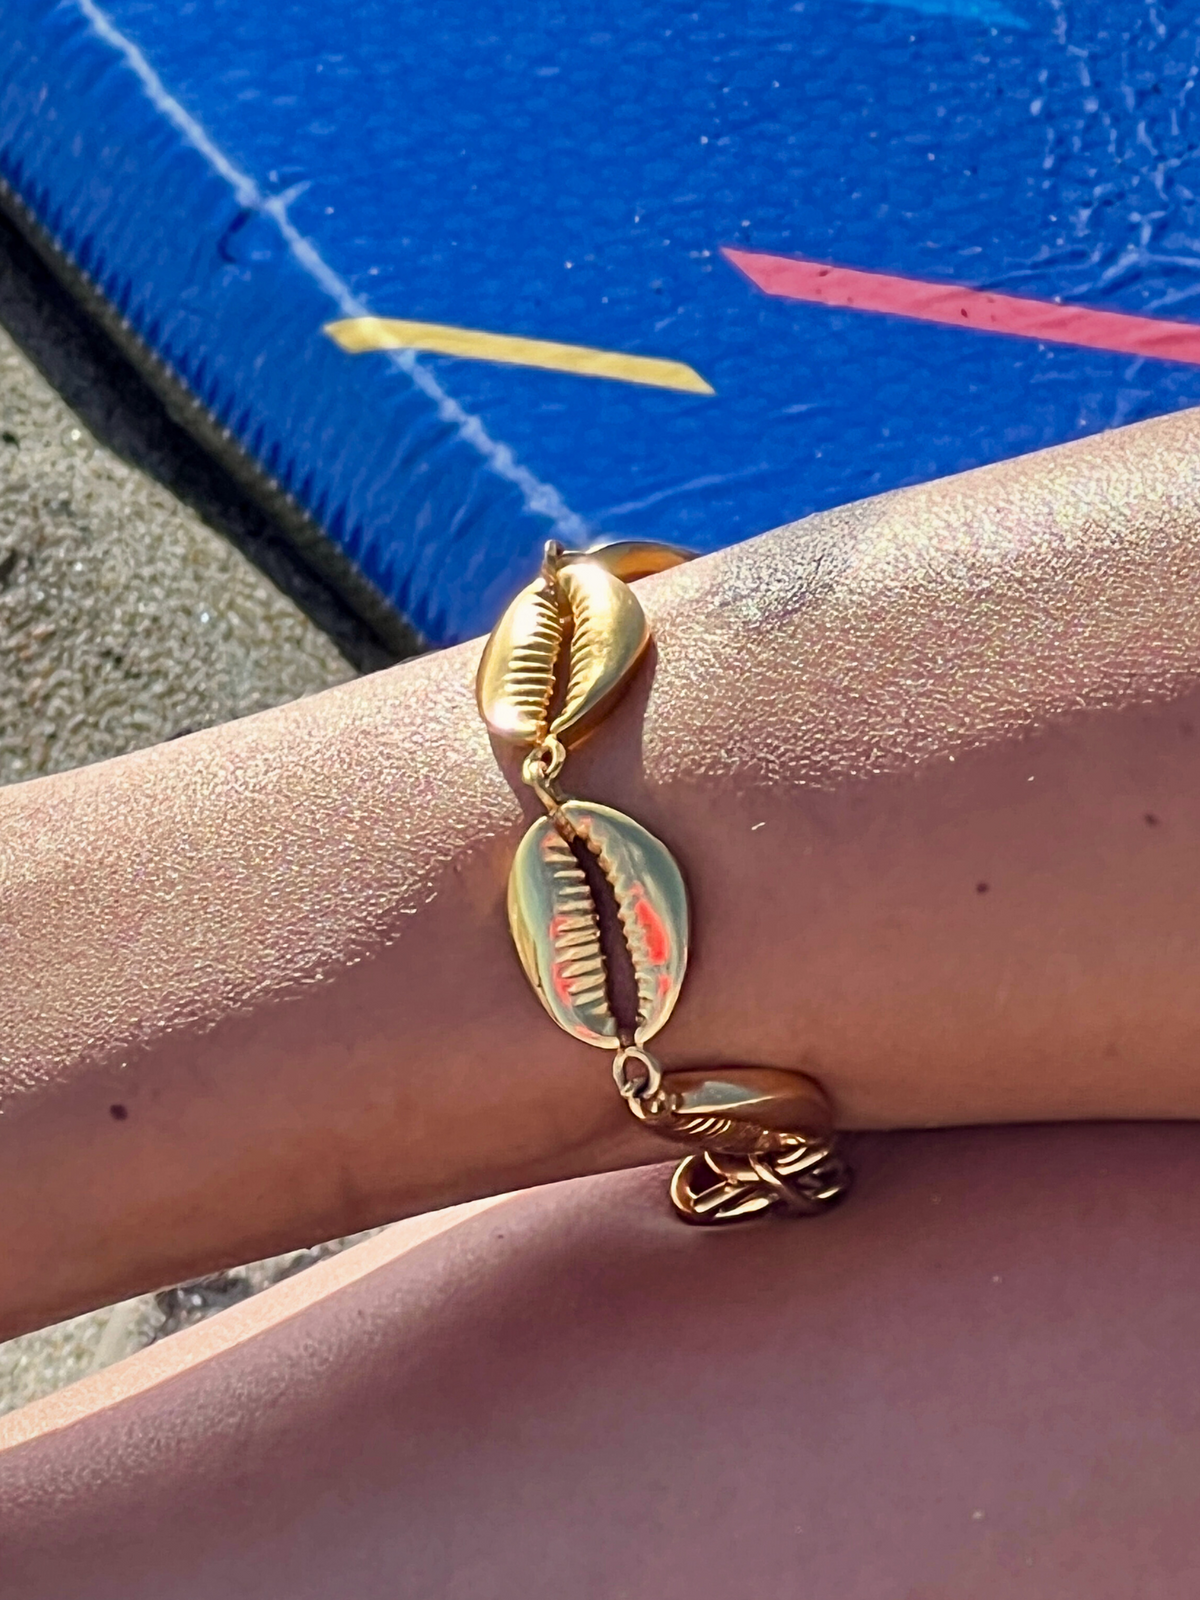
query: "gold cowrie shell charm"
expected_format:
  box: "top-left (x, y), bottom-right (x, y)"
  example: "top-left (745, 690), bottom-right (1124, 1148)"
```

top-left (572, 539), bottom-right (694, 583)
top-left (627, 1066), bottom-right (834, 1156)
top-left (507, 800), bottom-right (688, 1049)
top-left (475, 559), bottom-right (650, 747)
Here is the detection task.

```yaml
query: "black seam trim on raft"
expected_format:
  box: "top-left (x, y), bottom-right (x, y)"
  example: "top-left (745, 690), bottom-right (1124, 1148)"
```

top-left (0, 173), bottom-right (425, 666)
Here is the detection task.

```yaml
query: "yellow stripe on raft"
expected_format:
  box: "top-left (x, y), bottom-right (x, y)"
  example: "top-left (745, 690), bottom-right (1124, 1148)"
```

top-left (324, 317), bottom-right (715, 395)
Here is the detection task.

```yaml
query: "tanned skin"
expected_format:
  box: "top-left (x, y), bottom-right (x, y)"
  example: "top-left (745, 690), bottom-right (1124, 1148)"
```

top-left (4, 407), bottom-right (1200, 1338)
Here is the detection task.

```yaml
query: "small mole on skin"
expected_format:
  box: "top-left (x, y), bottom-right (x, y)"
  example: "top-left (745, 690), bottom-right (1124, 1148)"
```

top-left (1144, 813), bottom-right (1160, 827)
top-left (976, 882), bottom-right (990, 894)
top-left (109, 1104), bottom-right (128, 1121)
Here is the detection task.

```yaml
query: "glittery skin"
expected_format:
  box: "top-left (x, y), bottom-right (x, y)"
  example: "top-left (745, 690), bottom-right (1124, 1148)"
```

top-left (7, 407), bottom-right (1200, 1332)
top-left (0, 650), bottom-right (518, 1097)
top-left (639, 403), bottom-right (1200, 788)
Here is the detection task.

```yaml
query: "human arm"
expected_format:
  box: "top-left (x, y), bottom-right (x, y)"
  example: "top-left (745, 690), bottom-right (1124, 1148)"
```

top-left (4, 404), bottom-right (1200, 1336)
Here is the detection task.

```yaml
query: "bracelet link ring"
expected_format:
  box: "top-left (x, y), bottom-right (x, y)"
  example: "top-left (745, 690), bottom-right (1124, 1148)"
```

top-left (612, 1045), bottom-right (664, 1103)
top-left (521, 736), bottom-right (569, 816)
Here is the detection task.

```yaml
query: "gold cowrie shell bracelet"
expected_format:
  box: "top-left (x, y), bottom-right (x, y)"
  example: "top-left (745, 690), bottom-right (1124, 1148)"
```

top-left (477, 539), bottom-right (851, 1224)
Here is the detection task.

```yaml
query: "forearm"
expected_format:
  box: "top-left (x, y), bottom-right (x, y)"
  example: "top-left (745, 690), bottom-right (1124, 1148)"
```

top-left (6, 404), bottom-right (1200, 1336)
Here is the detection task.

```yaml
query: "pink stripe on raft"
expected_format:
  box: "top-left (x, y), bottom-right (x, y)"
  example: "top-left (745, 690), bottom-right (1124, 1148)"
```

top-left (723, 247), bottom-right (1200, 366)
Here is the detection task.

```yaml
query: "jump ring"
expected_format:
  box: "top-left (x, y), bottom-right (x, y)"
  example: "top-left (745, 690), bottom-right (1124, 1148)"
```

top-left (612, 1045), bottom-right (663, 1102)
top-left (522, 735), bottom-right (567, 790)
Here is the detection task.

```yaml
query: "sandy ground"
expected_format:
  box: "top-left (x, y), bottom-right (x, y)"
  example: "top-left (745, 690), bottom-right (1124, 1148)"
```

top-left (0, 327), bottom-right (353, 782)
top-left (0, 318), bottom-right (365, 1413)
